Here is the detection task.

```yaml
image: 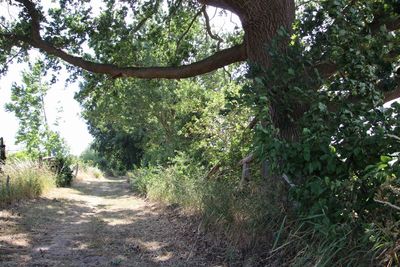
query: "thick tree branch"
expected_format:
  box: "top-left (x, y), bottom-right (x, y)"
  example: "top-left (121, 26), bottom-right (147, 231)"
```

top-left (198, 0), bottom-right (239, 14)
top-left (327, 85), bottom-right (400, 112)
top-left (15, 0), bottom-right (41, 41)
top-left (316, 16), bottom-right (400, 79)
top-left (31, 39), bottom-right (246, 78)
top-left (370, 15), bottom-right (400, 34)
top-left (374, 198), bottom-right (400, 212)
top-left (315, 61), bottom-right (338, 79)
top-left (14, 0), bottom-right (247, 79)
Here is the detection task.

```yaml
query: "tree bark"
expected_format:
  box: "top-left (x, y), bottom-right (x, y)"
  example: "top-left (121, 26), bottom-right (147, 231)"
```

top-left (229, 0), bottom-right (300, 141)
top-left (229, 1), bottom-right (299, 193)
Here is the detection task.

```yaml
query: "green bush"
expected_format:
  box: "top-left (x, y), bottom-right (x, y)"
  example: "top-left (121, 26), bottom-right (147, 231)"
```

top-left (52, 156), bottom-right (74, 187)
top-left (0, 160), bottom-right (56, 205)
top-left (7, 151), bottom-right (31, 161)
top-left (129, 153), bottom-right (205, 210)
top-left (88, 166), bottom-right (104, 179)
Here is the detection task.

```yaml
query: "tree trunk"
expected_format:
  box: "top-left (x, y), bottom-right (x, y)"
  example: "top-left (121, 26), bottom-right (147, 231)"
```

top-left (219, 0), bottom-right (300, 141)
top-left (231, 0), bottom-right (299, 195)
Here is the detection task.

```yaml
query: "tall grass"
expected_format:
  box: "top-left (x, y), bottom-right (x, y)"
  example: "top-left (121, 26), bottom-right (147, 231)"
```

top-left (128, 156), bottom-right (286, 260)
top-left (128, 164), bottom-right (204, 211)
top-left (129, 157), bottom-right (400, 265)
top-left (0, 160), bottom-right (56, 205)
top-left (75, 163), bottom-right (105, 181)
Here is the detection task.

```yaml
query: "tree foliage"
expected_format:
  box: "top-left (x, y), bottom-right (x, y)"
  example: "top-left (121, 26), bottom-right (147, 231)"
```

top-left (77, 69), bottom-right (251, 170)
top-left (5, 61), bottom-right (68, 158)
top-left (5, 62), bottom-right (73, 187)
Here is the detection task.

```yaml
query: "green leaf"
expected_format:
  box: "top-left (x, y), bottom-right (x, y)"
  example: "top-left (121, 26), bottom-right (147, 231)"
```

top-left (380, 155), bottom-right (392, 163)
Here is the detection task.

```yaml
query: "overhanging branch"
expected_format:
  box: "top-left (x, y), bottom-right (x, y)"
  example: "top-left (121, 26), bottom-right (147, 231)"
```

top-left (13, 0), bottom-right (247, 79)
top-left (316, 16), bottom-right (400, 79)
top-left (32, 39), bottom-right (247, 78)
top-left (327, 85), bottom-right (400, 111)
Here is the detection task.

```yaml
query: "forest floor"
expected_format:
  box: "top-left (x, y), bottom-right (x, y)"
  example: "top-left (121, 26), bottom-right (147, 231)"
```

top-left (0, 175), bottom-right (231, 267)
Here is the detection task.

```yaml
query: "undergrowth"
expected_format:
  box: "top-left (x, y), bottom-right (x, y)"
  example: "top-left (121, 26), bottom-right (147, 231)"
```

top-left (0, 160), bottom-right (56, 206)
top-left (128, 153), bottom-right (287, 263)
top-left (129, 152), bottom-right (400, 266)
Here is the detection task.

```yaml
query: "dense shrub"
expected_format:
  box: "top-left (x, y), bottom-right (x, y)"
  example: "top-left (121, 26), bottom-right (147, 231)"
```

top-left (238, 1), bottom-right (400, 264)
top-left (129, 153), bottom-right (205, 210)
top-left (51, 156), bottom-right (74, 187)
top-left (0, 160), bottom-right (55, 205)
top-left (80, 147), bottom-right (109, 170)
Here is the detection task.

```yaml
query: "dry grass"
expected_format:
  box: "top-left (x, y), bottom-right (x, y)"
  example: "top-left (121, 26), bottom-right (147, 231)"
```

top-left (75, 165), bottom-right (105, 182)
top-left (0, 160), bottom-right (55, 206)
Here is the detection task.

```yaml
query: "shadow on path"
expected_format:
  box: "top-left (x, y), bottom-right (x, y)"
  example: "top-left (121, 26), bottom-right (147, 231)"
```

top-left (0, 175), bottom-right (229, 267)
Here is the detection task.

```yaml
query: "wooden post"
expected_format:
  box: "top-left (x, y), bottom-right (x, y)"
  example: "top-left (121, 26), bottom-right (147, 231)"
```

top-left (239, 153), bottom-right (254, 189)
top-left (0, 137), bottom-right (6, 163)
top-left (0, 138), bottom-right (5, 173)
top-left (74, 163), bottom-right (79, 178)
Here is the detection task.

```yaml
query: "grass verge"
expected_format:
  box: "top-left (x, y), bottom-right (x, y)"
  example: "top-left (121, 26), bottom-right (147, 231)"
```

top-left (128, 160), bottom-right (400, 266)
top-left (0, 160), bottom-right (56, 206)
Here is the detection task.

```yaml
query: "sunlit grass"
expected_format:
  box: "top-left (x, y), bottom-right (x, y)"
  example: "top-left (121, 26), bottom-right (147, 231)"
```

top-left (76, 164), bottom-right (105, 181)
top-left (0, 160), bottom-right (56, 205)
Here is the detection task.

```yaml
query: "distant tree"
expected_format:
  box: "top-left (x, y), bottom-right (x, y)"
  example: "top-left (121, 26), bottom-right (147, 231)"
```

top-left (5, 62), bottom-right (68, 158)
top-left (89, 125), bottom-right (144, 172)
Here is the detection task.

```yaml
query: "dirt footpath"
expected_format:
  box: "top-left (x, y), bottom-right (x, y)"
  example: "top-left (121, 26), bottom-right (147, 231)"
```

top-left (0, 176), bottom-right (229, 267)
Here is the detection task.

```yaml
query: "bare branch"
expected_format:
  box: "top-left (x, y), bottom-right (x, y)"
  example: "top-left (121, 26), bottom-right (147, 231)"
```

top-left (238, 153), bottom-right (254, 165)
top-left (370, 15), bottom-right (400, 34)
top-left (4, 48), bottom-right (24, 66)
top-left (202, 6), bottom-right (224, 50)
top-left (383, 85), bottom-right (400, 103)
top-left (282, 174), bottom-right (295, 187)
top-left (374, 198), bottom-right (400, 212)
top-left (205, 164), bottom-right (221, 179)
top-left (386, 134), bottom-right (400, 141)
top-left (315, 61), bottom-right (338, 79)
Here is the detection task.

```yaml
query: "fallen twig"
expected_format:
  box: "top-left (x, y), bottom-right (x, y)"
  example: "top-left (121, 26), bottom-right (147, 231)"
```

top-left (374, 198), bottom-right (400, 212)
top-left (282, 174), bottom-right (296, 187)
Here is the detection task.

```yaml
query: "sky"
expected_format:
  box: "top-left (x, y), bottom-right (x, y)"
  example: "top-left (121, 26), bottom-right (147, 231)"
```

top-left (0, 61), bottom-right (93, 156)
top-left (0, 1), bottom-right (240, 156)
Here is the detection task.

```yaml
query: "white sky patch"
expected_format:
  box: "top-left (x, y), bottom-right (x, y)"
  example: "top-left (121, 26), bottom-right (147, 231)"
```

top-left (206, 7), bottom-right (241, 33)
